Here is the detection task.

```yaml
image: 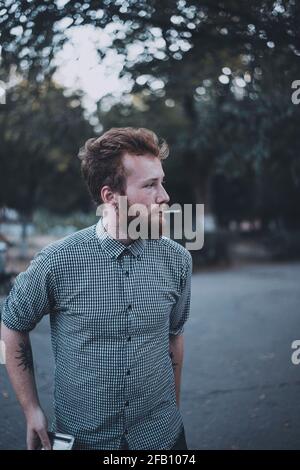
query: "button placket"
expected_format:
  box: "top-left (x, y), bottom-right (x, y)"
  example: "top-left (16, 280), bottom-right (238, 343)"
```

top-left (122, 251), bottom-right (134, 432)
top-left (122, 251), bottom-right (130, 278)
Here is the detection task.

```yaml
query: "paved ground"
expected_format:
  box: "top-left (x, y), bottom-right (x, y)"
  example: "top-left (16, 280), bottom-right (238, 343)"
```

top-left (1, 262), bottom-right (300, 450)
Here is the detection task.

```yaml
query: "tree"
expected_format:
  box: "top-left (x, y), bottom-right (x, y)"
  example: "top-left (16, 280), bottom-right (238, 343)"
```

top-left (1, 0), bottom-right (299, 227)
top-left (1, 1), bottom-right (299, 79)
top-left (0, 79), bottom-right (93, 255)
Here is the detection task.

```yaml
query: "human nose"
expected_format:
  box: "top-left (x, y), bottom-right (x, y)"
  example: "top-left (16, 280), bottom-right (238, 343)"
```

top-left (156, 184), bottom-right (170, 204)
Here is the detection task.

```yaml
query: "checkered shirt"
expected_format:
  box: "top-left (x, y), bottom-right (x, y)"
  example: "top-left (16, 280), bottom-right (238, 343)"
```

top-left (1, 218), bottom-right (192, 449)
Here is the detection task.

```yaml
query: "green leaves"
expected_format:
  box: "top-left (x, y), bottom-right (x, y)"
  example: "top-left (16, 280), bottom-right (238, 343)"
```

top-left (0, 80), bottom-right (93, 216)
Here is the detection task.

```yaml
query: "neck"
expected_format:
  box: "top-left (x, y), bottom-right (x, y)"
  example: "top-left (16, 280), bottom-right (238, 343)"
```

top-left (102, 213), bottom-right (132, 245)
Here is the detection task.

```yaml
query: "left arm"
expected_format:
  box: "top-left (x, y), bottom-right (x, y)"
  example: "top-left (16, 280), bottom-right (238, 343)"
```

top-left (169, 334), bottom-right (184, 407)
top-left (168, 251), bottom-right (192, 408)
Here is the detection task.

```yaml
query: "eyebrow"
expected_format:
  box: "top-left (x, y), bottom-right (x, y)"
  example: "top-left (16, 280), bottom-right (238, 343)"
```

top-left (142, 175), bottom-right (165, 184)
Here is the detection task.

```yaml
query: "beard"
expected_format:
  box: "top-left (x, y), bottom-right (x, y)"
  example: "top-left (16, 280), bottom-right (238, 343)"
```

top-left (126, 205), bottom-right (165, 240)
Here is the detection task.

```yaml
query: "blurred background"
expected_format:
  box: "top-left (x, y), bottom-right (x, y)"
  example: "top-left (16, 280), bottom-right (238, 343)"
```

top-left (0, 0), bottom-right (300, 450)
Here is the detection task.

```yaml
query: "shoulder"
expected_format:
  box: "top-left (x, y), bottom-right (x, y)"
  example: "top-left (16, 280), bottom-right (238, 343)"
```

top-left (155, 236), bottom-right (192, 271)
top-left (33, 225), bottom-right (97, 264)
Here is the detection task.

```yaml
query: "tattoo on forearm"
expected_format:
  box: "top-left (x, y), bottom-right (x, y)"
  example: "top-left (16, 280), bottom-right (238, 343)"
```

top-left (15, 341), bottom-right (34, 373)
top-left (169, 351), bottom-right (178, 370)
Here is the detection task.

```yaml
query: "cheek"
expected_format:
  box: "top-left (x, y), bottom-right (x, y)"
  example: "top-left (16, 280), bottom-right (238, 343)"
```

top-left (126, 188), bottom-right (152, 206)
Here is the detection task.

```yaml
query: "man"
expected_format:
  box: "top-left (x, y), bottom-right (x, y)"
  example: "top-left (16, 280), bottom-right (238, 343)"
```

top-left (1, 127), bottom-right (192, 450)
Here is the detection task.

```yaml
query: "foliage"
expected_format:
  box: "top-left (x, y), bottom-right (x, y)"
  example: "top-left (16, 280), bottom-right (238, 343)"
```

top-left (0, 80), bottom-right (93, 218)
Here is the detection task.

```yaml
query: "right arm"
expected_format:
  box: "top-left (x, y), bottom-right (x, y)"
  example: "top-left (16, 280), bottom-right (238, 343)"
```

top-left (1, 323), bottom-right (51, 450)
top-left (1, 250), bottom-right (56, 449)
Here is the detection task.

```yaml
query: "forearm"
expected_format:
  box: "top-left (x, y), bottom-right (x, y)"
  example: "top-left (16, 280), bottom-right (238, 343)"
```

top-left (169, 334), bottom-right (184, 407)
top-left (1, 323), bottom-right (40, 417)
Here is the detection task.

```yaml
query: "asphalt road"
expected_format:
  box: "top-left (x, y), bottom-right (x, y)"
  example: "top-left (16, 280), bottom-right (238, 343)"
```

top-left (1, 262), bottom-right (300, 450)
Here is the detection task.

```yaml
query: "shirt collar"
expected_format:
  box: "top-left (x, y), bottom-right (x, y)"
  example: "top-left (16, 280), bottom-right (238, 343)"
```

top-left (95, 217), bottom-right (146, 259)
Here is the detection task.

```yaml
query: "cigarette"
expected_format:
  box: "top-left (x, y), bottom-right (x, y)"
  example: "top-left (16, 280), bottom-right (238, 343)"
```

top-left (163, 209), bottom-right (181, 213)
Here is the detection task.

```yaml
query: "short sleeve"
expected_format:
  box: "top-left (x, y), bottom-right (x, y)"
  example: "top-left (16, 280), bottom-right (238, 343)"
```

top-left (1, 250), bottom-right (56, 332)
top-left (169, 251), bottom-right (192, 337)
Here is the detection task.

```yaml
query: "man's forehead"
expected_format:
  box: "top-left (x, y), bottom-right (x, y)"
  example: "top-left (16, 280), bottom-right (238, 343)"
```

top-left (123, 153), bottom-right (164, 179)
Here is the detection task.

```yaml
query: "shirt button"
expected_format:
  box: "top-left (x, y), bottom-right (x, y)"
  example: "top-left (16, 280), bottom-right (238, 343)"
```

top-left (125, 401), bottom-right (129, 407)
top-left (127, 304), bottom-right (132, 311)
top-left (126, 369), bottom-right (131, 375)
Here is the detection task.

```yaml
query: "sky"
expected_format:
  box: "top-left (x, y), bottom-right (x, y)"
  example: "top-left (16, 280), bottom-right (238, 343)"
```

top-left (52, 19), bottom-right (173, 120)
top-left (52, 22), bottom-right (248, 120)
top-left (53, 25), bottom-right (133, 118)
